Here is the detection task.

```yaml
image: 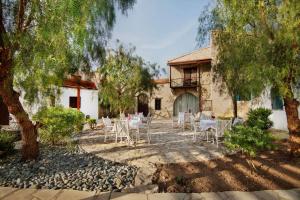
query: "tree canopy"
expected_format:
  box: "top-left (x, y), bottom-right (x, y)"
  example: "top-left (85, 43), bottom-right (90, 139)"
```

top-left (0, 0), bottom-right (136, 160)
top-left (99, 42), bottom-right (162, 114)
top-left (198, 0), bottom-right (300, 155)
top-left (1, 0), bottom-right (135, 105)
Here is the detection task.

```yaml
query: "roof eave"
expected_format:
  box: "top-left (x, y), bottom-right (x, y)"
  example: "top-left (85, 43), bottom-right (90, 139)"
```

top-left (168, 59), bottom-right (212, 66)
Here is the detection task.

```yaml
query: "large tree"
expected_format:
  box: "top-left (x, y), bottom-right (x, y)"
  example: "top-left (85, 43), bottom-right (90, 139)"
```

top-left (0, 0), bottom-right (135, 160)
top-left (99, 42), bottom-right (161, 114)
top-left (198, 0), bottom-right (300, 156)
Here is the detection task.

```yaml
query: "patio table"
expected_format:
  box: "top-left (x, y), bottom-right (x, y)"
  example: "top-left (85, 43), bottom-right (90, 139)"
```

top-left (199, 119), bottom-right (217, 131)
top-left (128, 119), bottom-right (142, 129)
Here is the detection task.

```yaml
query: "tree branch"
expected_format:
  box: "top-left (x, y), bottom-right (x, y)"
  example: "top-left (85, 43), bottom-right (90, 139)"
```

top-left (0, 0), bottom-right (7, 48)
top-left (17, 0), bottom-right (28, 32)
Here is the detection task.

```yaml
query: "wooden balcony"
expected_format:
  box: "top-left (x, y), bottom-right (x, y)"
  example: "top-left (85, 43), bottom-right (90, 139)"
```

top-left (170, 78), bottom-right (199, 88)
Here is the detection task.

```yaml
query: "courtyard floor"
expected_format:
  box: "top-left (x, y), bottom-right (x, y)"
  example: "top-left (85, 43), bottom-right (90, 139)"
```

top-left (78, 120), bottom-right (226, 190)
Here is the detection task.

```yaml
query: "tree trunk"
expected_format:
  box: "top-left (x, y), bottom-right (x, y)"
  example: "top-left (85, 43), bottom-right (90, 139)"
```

top-left (0, 64), bottom-right (39, 160)
top-left (232, 97), bottom-right (238, 118)
top-left (284, 97), bottom-right (300, 157)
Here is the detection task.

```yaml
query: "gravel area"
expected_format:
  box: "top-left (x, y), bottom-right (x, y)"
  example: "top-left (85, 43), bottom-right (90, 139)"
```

top-left (0, 145), bottom-right (137, 192)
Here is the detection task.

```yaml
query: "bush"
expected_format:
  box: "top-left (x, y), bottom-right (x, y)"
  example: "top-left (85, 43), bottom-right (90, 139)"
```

top-left (0, 130), bottom-right (16, 154)
top-left (246, 108), bottom-right (273, 130)
top-left (33, 106), bottom-right (85, 145)
top-left (224, 125), bottom-right (274, 157)
top-left (87, 118), bottom-right (97, 129)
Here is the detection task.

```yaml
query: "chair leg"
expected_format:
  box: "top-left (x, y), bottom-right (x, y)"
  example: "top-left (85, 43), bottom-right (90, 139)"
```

top-left (216, 131), bottom-right (219, 148)
top-left (104, 130), bottom-right (107, 142)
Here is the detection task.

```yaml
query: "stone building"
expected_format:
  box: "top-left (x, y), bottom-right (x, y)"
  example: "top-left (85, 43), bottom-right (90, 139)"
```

top-left (144, 45), bottom-right (300, 131)
top-left (145, 46), bottom-right (234, 119)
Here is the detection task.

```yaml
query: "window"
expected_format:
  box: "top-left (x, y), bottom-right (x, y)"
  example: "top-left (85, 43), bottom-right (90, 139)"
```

top-left (271, 88), bottom-right (283, 110)
top-left (155, 98), bottom-right (161, 110)
top-left (183, 67), bottom-right (197, 86)
top-left (69, 96), bottom-right (80, 108)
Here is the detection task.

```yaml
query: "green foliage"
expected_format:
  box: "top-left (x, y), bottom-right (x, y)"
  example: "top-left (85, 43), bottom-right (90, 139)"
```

top-left (197, 0), bottom-right (300, 107)
top-left (247, 108), bottom-right (273, 130)
top-left (87, 118), bottom-right (97, 129)
top-left (2, 0), bottom-right (135, 106)
top-left (0, 130), bottom-right (16, 154)
top-left (33, 106), bottom-right (85, 145)
top-left (99, 42), bottom-right (163, 113)
top-left (224, 125), bottom-right (274, 157)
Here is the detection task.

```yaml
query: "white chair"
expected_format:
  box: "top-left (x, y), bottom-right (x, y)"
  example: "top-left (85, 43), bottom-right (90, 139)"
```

top-left (178, 112), bottom-right (185, 131)
top-left (115, 119), bottom-right (131, 145)
top-left (190, 115), bottom-right (206, 142)
top-left (128, 116), bottom-right (142, 143)
top-left (211, 120), bottom-right (232, 147)
top-left (102, 117), bottom-right (115, 142)
top-left (145, 116), bottom-right (153, 144)
top-left (232, 117), bottom-right (244, 126)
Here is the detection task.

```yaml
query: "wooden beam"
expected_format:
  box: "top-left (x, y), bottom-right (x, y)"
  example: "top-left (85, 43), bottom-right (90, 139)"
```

top-left (77, 87), bottom-right (80, 110)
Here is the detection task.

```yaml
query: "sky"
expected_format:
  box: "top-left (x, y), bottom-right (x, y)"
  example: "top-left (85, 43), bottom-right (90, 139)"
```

top-left (108, 0), bottom-right (212, 78)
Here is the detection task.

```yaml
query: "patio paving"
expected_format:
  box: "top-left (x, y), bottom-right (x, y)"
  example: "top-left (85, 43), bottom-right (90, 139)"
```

top-left (78, 120), bottom-right (226, 190)
top-left (0, 187), bottom-right (299, 200)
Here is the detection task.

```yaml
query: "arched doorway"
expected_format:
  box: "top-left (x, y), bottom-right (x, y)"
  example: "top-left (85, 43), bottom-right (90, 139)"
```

top-left (137, 93), bottom-right (149, 116)
top-left (173, 93), bottom-right (199, 116)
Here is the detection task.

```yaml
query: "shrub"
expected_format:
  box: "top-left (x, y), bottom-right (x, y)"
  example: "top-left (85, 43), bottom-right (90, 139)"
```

top-left (33, 106), bottom-right (85, 145)
top-left (87, 118), bottom-right (97, 129)
top-left (224, 125), bottom-right (274, 157)
top-left (246, 108), bottom-right (273, 130)
top-left (0, 130), bottom-right (16, 154)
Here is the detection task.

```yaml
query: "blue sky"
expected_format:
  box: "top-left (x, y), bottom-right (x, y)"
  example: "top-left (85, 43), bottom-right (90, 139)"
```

top-left (109, 0), bottom-right (212, 77)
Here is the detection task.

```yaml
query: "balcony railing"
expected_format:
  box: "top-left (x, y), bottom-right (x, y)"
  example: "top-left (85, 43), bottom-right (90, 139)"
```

top-left (170, 78), bottom-right (199, 88)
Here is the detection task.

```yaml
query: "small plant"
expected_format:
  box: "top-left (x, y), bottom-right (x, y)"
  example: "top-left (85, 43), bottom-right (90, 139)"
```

top-left (246, 108), bottom-right (273, 130)
top-left (0, 130), bottom-right (16, 154)
top-left (33, 106), bottom-right (85, 145)
top-left (175, 176), bottom-right (187, 186)
top-left (224, 125), bottom-right (274, 157)
top-left (87, 118), bottom-right (97, 129)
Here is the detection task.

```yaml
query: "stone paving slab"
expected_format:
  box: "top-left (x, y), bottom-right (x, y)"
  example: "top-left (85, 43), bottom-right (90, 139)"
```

top-left (1, 188), bottom-right (37, 200)
top-left (32, 189), bottom-right (61, 200)
top-left (0, 187), bottom-right (300, 200)
top-left (148, 193), bottom-right (189, 200)
top-left (0, 187), bottom-right (18, 199)
top-left (55, 190), bottom-right (96, 200)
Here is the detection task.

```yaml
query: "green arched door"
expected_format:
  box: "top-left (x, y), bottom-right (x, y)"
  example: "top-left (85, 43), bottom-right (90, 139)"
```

top-left (173, 93), bottom-right (199, 116)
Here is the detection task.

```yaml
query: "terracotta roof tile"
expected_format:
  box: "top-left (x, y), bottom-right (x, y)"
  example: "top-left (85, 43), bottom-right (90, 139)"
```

top-left (167, 47), bottom-right (212, 65)
top-left (63, 77), bottom-right (97, 90)
top-left (153, 78), bottom-right (169, 84)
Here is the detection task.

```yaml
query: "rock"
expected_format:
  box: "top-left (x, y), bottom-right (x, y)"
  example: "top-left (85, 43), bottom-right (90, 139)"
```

top-left (16, 178), bottom-right (21, 185)
top-left (0, 145), bottom-right (137, 192)
top-left (114, 177), bottom-right (123, 189)
top-left (167, 183), bottom-right (184, 193)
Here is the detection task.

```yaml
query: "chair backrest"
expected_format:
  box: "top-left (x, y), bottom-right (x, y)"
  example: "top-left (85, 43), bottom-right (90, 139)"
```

top-left (232, 117), bottom-right (244, 126)
top-left (190, 115), bottom-right (197, 131)
top-left (216, 120), bottom-right (231, 136)
top-left (102, 117), bottom-right (112, 127)
top-left (200, 113), bottom-right (210, 120)
top-left (117, 119), bottom-right (129, 136)
top-left (146, 112), bottom-right (151, 118)
top-left (178, 112), bottom-right (185, 124)
top-left (195, 112), bottom-right (201, 120)
top-left (146, 116), bottom-right (153, 129)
